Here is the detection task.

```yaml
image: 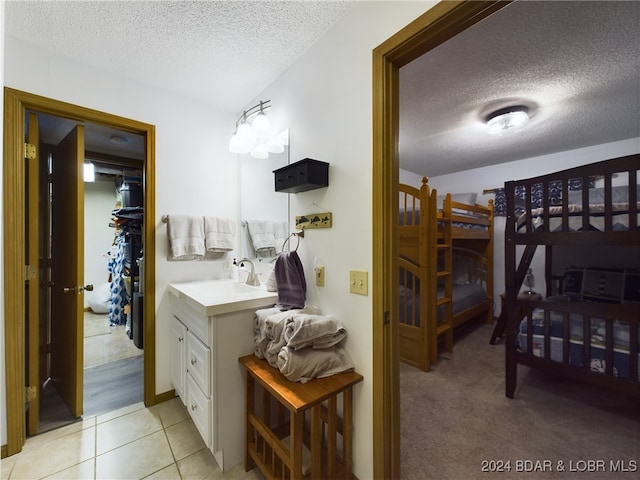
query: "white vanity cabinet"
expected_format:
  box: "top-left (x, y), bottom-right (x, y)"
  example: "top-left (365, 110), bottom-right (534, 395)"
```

top-left (168, 280), bottom-right (278, 472)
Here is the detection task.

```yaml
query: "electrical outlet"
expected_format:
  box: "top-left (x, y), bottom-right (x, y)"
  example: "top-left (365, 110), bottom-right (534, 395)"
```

top-left (315, 266), bottom-right (325, 287)
top-left (349, 270), bottom-right (368, 295)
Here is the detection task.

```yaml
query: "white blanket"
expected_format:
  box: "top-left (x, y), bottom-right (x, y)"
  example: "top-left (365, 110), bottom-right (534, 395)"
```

top-left (283, 314), bottom-right (347, 350)
top-left (166, 214), bottom-right (205, 260)
top-left (277, 344), bottom-right (355, 383)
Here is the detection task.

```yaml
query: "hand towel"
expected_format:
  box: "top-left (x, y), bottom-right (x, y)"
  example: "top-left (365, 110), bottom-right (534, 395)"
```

top-left (274, 251), bottom-right (307, 310)
top-left (274, 221), bottom-right (289, 254)
top-left (283, 314), bottom-right (347, 350)
top-left (276, 344), bottom-right (355, 383)
top-left (247, 220), bottom-right (277, 257)
top-left (167, 214), bottom-right (205, 260)
top-left (204, 217), bottom-right (235, 252)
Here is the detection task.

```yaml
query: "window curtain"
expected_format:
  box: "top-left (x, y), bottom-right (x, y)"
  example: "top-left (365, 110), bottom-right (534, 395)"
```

top-left (493, 178), bottom-right (595, 216)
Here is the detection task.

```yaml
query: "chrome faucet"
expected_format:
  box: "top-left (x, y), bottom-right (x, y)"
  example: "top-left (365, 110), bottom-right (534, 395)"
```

top-left (236, 258), bottom-right (260, 286)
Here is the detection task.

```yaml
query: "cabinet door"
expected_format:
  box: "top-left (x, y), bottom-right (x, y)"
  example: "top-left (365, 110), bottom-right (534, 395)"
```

top-left (186, 373), bottom-right (212, 448)
top-left (171, 316), bottom-right (187, 402)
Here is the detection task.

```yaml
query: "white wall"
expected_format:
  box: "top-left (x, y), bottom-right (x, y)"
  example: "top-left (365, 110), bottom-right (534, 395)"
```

top-left (2, 35), bottom-right (239, 444)
top-left (84, 179), bottom-right (119, 309)
top-left (424, 137), bottom-right (640, 314)
top-left (241, 2), bottom-right (435, 478)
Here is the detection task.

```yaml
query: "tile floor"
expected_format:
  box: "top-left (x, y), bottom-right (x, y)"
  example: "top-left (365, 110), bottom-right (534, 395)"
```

top-left (1, 399), bottom-right (263, 480)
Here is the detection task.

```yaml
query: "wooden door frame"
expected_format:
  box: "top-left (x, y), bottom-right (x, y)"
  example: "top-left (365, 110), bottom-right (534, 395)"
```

top-left (371, 2), bottom-right (510, 477)
top-left (3, 87), bottom-right (157, 456)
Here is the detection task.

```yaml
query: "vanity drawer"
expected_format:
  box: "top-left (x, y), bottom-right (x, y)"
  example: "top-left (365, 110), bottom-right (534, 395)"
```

top-left (172, 298), bottom-right (208, 344)
top-left (273, 158), bottom-right (329, 193)
top-left (186, 373), bottom-right (212, 448)
top-left (186, 330), bottom-right (211, 395)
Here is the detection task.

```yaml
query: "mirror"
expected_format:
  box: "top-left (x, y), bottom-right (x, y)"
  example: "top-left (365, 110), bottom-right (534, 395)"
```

top-left (238, 129), bottom-right (290, 261)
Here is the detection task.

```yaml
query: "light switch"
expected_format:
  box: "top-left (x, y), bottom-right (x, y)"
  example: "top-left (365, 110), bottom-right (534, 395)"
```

top-left (349, 270), bottom-right (368, 295)
top-left (315, 266), bottom-right (325, 287)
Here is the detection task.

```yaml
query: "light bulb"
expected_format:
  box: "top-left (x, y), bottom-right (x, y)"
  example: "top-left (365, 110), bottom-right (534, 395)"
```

top-left (252, 113), bottom-right (272, 142)
top-left (250, 143), bottom-right (269, 159)
top-left (486, 106), bottom-right (529, 135)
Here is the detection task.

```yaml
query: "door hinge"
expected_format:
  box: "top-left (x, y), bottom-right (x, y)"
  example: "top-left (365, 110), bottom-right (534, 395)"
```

top-left (25, 385), bottom-right (37, 402)
top-left (25, 265), bottom-right (37, 281)
top-left (24, 142), bottom-right (36, 160)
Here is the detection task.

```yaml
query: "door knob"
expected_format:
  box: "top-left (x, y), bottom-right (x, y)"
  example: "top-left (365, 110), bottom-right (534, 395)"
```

top-left (63, 284), bottom-right (94, 294)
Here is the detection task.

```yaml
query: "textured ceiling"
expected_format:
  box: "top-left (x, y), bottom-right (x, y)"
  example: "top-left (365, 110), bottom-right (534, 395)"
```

top-left (5, 1), bottom-right (640, 177)
top-left (400, 1), bottom-right (640, 177)
top-left (5, 0), bottom-right (354, 112)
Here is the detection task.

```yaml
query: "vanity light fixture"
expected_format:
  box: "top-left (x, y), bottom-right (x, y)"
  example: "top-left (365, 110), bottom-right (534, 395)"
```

top-left (229, 100), bottom-right (284, 158)
top-left (486, 105), bottom-right (529, 135)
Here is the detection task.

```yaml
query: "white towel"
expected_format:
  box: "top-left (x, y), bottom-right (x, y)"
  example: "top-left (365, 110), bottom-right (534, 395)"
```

top-left (247, 220), bottom-right (277, 257)
top-left (253, 306), bottom-right (320, 365)
top-left (204, 217), bottom-right (235, 252)
top-left (283, 314), bottom-right (347, 350)
top-left (167, 214), bottom-right (205, 260)
top-left (274, 221), bottom-right (289, 254)
top-left (253, 307), bottom-right (281, 358)
top-left (277, 344), bottom-right (355, 383)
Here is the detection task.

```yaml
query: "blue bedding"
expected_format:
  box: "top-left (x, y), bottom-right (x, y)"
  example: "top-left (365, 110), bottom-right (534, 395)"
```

top-left (518, 308), bottom-right (640, 380)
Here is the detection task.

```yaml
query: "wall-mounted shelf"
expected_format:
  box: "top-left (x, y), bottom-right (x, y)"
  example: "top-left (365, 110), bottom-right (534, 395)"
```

top-left (273, 158), bottom-right (329, 193)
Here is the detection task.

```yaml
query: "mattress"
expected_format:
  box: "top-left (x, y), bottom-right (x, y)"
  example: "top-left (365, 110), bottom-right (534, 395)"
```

top-left (517, 308), bottom-right (640, 380)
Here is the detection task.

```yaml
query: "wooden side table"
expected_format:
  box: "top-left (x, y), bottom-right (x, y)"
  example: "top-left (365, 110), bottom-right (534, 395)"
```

top-left (239, 354), bottom-right (363, 480)
top-left (490, 291), bottom-right (542, 344)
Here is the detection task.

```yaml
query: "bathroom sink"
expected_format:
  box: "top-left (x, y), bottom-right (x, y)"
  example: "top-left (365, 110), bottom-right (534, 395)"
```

top-left (168, 279), bottom-right (278, 316)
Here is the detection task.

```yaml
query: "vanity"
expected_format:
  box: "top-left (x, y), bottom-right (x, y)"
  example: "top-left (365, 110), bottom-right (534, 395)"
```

top-left (168, 280), bottom-right (278, 471)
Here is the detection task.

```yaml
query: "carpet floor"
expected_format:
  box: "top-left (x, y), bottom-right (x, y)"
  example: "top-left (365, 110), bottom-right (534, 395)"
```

top-left (400, 322), bottom-right (640, 479)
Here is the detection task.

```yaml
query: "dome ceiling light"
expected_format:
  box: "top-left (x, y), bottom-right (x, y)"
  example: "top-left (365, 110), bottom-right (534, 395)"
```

top-left (486, 105), bottom-right (529, 135)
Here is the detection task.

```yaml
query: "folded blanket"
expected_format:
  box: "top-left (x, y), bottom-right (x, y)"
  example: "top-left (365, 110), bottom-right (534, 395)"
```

top-left (275, 251), bottom-right (307, 310)
top-left (204, 216), bottom-right (235, 252)
top-left (277, 344), bottom-right (355, 383)
top-left (253, 306), bottom-right (320, 363)
top-left (167, 214), bottom-right (205, 260)
top-left (283, 314), bottom-right (347, 350)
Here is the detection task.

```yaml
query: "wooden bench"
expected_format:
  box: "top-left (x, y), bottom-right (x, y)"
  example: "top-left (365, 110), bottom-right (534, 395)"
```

top-left (239, 355), bottom-right (363, 479)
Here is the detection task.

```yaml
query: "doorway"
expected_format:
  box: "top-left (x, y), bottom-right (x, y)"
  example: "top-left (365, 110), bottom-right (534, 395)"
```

top-left (371, 2), bottom-right (509, 478)
top-left (3, 88), bottom-right (157, 456)
top-left (32, 114), bottom-right (146, 432)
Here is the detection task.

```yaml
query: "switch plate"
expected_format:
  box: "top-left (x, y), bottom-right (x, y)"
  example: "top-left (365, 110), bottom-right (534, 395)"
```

top-left (315, 266), bottom-right (325, 287)
top-left (349, 270), bottom-right (368, 295)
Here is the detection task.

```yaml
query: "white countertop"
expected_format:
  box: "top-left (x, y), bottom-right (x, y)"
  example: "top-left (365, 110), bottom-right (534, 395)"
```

top-left (168, 279), bottom-right (278, 317)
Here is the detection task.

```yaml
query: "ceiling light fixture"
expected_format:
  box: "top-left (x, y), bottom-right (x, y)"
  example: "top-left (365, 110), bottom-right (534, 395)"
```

top-left (83, 162), bottom-right (95, 182)
top-left (486, 105), bottom-right (529, 135)
top-left (110, 134), bottom-right (129, 145)
top-left (229, 100), bottom-right (284, 159)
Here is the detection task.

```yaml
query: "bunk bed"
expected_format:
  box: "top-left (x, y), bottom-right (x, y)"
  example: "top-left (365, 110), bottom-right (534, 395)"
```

top-left (399, 177), bottom-right (494, 372)
top-left (504, 154), bottom-right (640, 399)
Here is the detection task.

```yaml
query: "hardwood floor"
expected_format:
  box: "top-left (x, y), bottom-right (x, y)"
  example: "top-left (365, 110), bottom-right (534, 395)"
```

top-left (37, 312), bottom-right (143, 434)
